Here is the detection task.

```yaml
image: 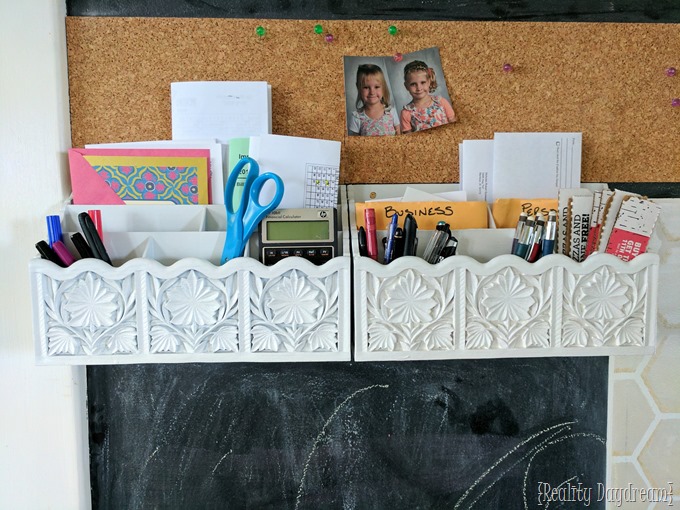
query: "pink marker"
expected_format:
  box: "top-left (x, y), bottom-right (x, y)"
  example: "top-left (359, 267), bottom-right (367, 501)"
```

top-left (364, 208), bottom-right (379, 261)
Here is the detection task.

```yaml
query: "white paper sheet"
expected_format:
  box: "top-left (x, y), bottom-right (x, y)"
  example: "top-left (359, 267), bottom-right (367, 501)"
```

top-left (248, 135), bottom-right (341, 209)
top-left (492, 132), bottom-right (582, 199)
top-left (461, 140), bottom-right (494, 203)
top-left (85, 139), bottom-right (227, 205)
top-left (401, 187), bottom-right (467, 202)
top-left (458, 143), bottom-right (464, 188)
top-left (171, 82), bottom-right (271, 143)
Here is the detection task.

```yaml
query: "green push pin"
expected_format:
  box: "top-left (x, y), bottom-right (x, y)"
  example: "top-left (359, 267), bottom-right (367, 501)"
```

top-left (314, 24), bottom-right (323, 35)
top-left (256, 25), bottom-right (266, 37)
top-left (388, 25), bottom-right (398, 36)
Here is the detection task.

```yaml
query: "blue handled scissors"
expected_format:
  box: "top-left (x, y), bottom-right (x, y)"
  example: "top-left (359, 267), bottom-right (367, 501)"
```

top-left (221, 157), bottom-right (284, 263)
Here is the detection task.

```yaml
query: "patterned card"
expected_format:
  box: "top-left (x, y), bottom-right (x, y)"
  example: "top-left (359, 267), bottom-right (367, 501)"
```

top-left (84, 156), bottom-right (209, 205)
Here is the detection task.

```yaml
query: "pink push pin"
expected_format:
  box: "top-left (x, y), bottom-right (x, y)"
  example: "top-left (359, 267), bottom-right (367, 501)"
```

top-left (393, 52), bottom-right (403, 62)
top-left (666, 67), bottom-right (677, 77)
top-left (325, 33), bottom-right (334, 43)
top-left (502, 63), bottom-right (513, 73)
top-left (672, 98), bottom-right (680, 107)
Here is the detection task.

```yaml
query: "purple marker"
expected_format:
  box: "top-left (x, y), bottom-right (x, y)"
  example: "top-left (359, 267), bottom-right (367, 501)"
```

top-left (51, 240), bottom-right (75, 267)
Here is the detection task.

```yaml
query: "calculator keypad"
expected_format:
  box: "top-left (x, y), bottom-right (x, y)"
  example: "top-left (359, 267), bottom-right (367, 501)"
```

top-left (262, 246), bottom-right (334, 266)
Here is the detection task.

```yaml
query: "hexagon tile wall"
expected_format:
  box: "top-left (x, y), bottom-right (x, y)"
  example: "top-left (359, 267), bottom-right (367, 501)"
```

top-left (610, 199), bottom-right (680, 506)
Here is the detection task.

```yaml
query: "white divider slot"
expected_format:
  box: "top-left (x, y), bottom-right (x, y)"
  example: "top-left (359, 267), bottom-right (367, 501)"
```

top-left (63, 204), bottom-right (207, 232)
top-left (143, 232), bottom-right (226, 265)
top-left (204, 205), bottom-right (227, 232)
top-left (141, 237), bottom-right (157, 260)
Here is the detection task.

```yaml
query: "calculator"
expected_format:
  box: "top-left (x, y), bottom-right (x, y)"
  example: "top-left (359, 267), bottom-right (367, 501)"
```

top-left (258, 208), bottom-right (338, 266)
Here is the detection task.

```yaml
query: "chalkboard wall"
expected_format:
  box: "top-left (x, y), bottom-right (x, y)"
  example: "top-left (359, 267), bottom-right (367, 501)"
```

top-left (88, 358), bottom-right (607, 509)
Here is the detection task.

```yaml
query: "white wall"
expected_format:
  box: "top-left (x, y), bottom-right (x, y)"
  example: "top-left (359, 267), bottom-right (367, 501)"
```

top-left (0, 2), bottom-right (89, 508)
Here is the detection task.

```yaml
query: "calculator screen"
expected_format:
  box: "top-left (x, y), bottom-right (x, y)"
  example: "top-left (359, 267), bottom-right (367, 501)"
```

top-left (266, 220), bottom-right (330, 241)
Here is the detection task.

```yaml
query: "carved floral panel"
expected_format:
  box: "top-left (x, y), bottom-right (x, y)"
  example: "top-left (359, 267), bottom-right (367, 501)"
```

top-left (562, 266), bottom-right (648, 347)
top-left (248, 269), bottom-right (339, 353)
top-left (147, 270), bottom-right (239, 354)
top-left (365, 269), bottom-right (456, 352)
top-left (41, 271), bottom-right (137, 356)
top-left (466, 267), bottom-right (553, 349)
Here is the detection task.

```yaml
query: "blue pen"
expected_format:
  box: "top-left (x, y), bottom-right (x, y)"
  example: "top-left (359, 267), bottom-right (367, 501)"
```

top-left (514, 215), bottom-right (535, 258)
top-left (383, 214), bottom-right (399, 264)
top-left (511, 212), bottom-right (527, 254)
top-left (46, 215), bottom-right (62, 248)
top-left (542, 210), bottom-right (557, 257)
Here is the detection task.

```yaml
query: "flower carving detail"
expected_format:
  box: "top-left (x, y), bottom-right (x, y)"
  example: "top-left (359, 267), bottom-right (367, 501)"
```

top-left (148, 270), bottom-right (238, 354)
top-left (563, 267), bottom-right (648, 348)
top-left (266, 272), bottom-right (321, 325)
top-left (62, 272), bottom-right (118, 327)
top-left (164, 271), bottom-right (221, 326)
top-left (365, 271), bottom-right (455, 352)
top-left (383, 270), bottom-right (437, 323)
top-left (578, 270), bottom-right (629, 320)
top-left (40, 271), bottom-right (136, 356)
top-left (465, 267), bottom-right (551, 350)
top-left (249, 269), bottom-right (339, 353)
top-left (480, 272), bottom-right (534, 322)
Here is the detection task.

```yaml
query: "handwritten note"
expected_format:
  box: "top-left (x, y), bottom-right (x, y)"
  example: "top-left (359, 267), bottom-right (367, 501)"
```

top-left (355, 201), bottom-right (488, 230)
top-left (492, 198), bottom-right (558, 228)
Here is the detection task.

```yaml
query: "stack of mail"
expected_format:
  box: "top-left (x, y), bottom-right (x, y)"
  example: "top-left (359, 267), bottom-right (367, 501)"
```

top-left (459, 132), bottom-right (582, 204)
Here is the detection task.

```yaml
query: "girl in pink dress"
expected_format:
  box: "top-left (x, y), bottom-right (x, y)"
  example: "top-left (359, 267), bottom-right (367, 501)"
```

top-left (349, 64), bottom-right (401, 136)
top-left (400, 60), bottom-right (456, 134)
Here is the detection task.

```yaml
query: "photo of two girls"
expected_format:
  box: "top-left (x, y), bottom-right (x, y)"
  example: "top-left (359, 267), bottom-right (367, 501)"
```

top-left (343, 47), bottom-right (456, 136)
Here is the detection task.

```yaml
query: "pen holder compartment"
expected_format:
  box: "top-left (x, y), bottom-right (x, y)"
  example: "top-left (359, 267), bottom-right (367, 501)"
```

top-left (347, 184), bottom-right (659, 361)
top-left (30, 200), bottom-right (352, 365)
top-left (62, 204), bottom-right (225, 264)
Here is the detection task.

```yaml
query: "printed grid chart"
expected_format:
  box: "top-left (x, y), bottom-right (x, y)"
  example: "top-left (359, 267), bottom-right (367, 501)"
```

top-left (305, 163), bottom-right (339, 208)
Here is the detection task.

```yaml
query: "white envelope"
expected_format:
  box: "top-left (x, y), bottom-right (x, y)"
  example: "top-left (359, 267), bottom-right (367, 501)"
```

top-left (461, 139), bottom-right (494, 203)
top-left (492, 133), bottom-right (582, 200)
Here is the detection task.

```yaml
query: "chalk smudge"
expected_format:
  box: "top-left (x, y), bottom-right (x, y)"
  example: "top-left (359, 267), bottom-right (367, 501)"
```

top-left (295, 384), bottom-right (390, 510)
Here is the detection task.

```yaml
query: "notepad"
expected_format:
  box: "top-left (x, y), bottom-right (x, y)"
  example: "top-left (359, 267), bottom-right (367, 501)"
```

top-left (171, 81), bottom-right (271, 142)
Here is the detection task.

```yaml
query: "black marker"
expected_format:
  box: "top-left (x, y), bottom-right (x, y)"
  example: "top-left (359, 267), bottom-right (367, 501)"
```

top-left (70, 232), bottom-right (94, 259)
top-left (35, 240), bottom-right (66, 267)
top-left (403, 214), bottom-right (418, 257)
top-left (78, 212), bottom-right (112, 265)
top-left (358, 226), bottom-right (368, 257)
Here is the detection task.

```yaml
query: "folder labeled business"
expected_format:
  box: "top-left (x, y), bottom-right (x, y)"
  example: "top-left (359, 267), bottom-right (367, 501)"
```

top-left (355, 201), bottom-right (489, 231)
top-left (68, 148), bottom-right (210, 205)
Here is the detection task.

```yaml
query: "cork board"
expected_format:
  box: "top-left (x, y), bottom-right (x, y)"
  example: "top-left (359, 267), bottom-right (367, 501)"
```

top-left (67, 17), bottom-right (680, 184)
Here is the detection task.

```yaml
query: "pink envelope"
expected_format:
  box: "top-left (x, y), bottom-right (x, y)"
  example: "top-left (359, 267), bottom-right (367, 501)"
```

top-left (68, 148), bottom-right (212, 204)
